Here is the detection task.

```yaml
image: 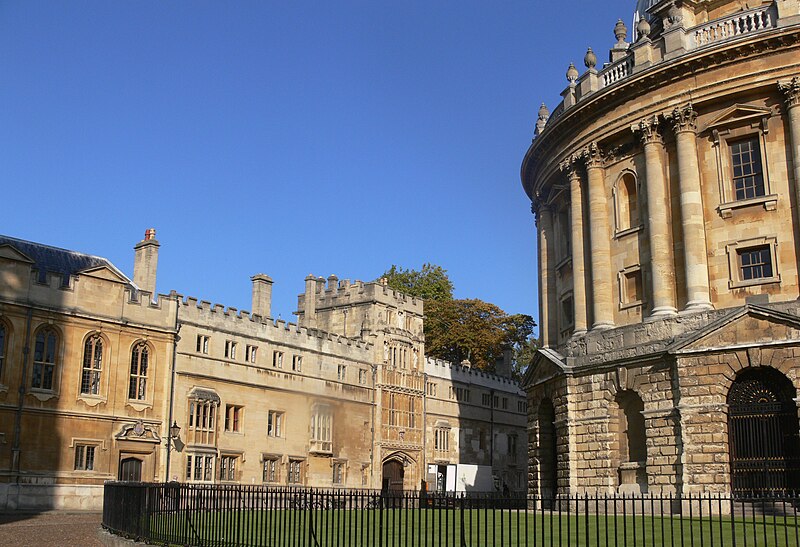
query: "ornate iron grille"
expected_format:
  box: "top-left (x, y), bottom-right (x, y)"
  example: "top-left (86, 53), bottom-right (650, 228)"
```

top-left (728, 368), bottom-right (800, 497)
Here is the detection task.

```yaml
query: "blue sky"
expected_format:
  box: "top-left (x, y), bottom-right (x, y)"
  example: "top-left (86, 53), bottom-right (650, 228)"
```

top-left (1, 0), bottom-right (634, 329)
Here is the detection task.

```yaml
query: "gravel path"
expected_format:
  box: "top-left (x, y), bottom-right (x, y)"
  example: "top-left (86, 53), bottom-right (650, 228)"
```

top-left (0, 512), bottom-right (103, 547)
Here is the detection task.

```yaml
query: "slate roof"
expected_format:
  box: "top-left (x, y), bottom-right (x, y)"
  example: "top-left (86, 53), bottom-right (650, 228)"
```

top-left (0, 234), bottom-right (134, 288)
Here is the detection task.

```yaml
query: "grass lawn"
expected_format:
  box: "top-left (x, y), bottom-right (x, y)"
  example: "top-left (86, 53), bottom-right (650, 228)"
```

top-left (143, 507), bottom-right (800, 547)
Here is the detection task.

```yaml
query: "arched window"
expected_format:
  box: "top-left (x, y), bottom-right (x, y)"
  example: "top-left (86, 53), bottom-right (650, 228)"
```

top-left (615, 173), bottom-right (639, 232)
top-left (32, 327), bottom-right (58, 390)
top-left (81, 334), bottom-right (103, 395)
top-left (129, 342), bottom-right (149, 400)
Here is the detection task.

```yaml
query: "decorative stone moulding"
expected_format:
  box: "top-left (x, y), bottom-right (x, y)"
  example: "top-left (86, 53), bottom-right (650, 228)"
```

top-left (614, 19), bottom-right (628, 44)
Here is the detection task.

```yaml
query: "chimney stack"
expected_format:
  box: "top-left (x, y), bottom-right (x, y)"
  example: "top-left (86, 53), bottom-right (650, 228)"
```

top-left (133, 228), bottom-right (159, 297)
top-left (251, 274), bottom-right (273, 318)
top-left (302, 274), bottom-right (318, 328)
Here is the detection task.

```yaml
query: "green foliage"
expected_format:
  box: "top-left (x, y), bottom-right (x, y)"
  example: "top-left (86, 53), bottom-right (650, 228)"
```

top-left (380, 264), bottom-right (454, 302)
top-left (377, 264), bottom-right (536, 374)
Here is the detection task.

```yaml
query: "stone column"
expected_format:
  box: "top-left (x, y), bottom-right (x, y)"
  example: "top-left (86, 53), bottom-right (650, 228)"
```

top-left (667, 104), bottom-right (713, 312)
top-left (536, 202), bottom-right (558, 347)
top-left (779, 76), bottom-right (800, 293)
top-left (582, 143), bottom-right (615, 330)
top-left (561, 159), bottom-right (588, 335)
top-left (633, 116), bottom-right (677, 318)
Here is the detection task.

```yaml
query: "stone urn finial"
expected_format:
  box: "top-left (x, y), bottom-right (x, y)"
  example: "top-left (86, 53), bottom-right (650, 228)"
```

top-left (584, 48), bottom-right (597, 69)
top-left (636, 17), bottom-right (651, 41)
top-left (566, 62), bottom-right (579, 83)
top-left (535, 103), bottom-right (550, 136)
top-left (614, 19), bottom-right (628, 44)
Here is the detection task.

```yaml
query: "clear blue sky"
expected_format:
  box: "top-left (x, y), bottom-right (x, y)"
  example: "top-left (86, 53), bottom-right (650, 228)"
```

top-left (1, 0), bottom-right (634, 330)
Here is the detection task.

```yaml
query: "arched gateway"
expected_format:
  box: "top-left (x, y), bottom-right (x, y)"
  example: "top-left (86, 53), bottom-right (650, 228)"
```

top-left (382, 459), bottom-right (405, 492)
top-left (728, 367), bottom-right (800, 496)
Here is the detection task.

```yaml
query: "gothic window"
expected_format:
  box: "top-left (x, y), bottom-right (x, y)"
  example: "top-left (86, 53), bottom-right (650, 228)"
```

top-left (614, 172), bottom-right (640, 234)
top-left (80, 334), bottom-right (103, 396)
top-left (129, 342), bottom-right (148, 400)
top-left (187, 390), bottom-right (219, 446)
top-left (434, 426), bottom-right (450, 455)
top-left (32, 327), bottom-right (58, 391)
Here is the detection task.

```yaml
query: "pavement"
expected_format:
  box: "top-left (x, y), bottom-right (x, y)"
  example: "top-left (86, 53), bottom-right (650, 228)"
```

top-left (0, 512), bottom-right (104, 547)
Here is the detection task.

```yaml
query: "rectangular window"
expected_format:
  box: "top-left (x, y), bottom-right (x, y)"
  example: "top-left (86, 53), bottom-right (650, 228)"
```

top-left (224, 340), bottom-right (237, 359)
top-left (560, 295), bottom-right (574, 330)
top-left (508, 435), bottom-right (518, 463)
top-left (267, 410), bottom-right (283, 437)
top-left (288, 459), bottom-right (304, 484)
top-left (188, 454), bottom-right (215, 482)
top-left (426, 382), bottom-right (437, 397)
top-left (189, 400), bottom-right (216, 432)
top-left (246, 345), bottom-right (257, 363)
top-left (337, 364), bottom-right (346, 381)
top-left (310, 408), bottom-right (332, 453)
top-left (739, 246), bottom-right (773, 281)
top-left (273, 351), bottom-right (283, 368)
top-left (434, 428), bottom-right (449, 453)
top-left (493, 395), bottom-right (499, 408)
top-left (482, 393), bottom-right (491, 407)
top-left (74, 444), bottom-right (96, 471)
top-left (359, 369), bottom-right (368, 384)
top-left (518, 400), bottom-right (528, 413)
top-left (196, 335), bottom-right (209, 354)
top-left (292, 355), bottom-right (302, 372)
top-left (263, 457), bottom-right (279, 483)
top-left (730, 137), bottom-right (764, 201)
top-left (502, 397), bottom-right (508, 410)
top-left (224, 404), bottom-right (243, 433)
top-left (332, 461), bottom-right (345, 485)
top-left (220, 455), bottom-right (237, 481)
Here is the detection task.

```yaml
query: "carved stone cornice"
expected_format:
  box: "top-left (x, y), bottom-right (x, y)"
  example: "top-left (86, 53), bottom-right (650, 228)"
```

top-left (558, 154), bottom-right (582, 181)
top-left (580, 142), bottom-right (605, 169)
top-left (631, 115), bottom-right (663, 145)
top-left (779, 76), bottom-right (800, 109)
top-left (665, 103), bottom-right (698, 134)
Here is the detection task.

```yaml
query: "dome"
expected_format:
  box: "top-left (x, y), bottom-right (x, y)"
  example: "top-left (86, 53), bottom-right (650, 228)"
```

top-left (632, 0), bottom-right (656, 28)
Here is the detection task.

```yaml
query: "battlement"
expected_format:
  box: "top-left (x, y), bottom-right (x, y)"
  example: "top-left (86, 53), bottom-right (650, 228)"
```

top-left (297, 274), bottom-right (424, 315)
top-left (178, 293), bottom-right (373, 352)
top-left (424, 357), bottom-right (523, 393)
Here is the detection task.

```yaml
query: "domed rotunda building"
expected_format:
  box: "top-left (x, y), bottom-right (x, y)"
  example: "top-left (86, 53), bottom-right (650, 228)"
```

top-left (521, 0), bottom-right (800, 497)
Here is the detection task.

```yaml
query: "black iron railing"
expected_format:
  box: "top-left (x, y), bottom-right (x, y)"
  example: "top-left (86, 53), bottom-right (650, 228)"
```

top-left (102, 482), bottom-right (800, 546)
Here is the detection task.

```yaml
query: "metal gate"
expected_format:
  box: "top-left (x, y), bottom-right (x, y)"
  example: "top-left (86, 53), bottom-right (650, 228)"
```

top-left (728, 367), bottom-right (800, 496)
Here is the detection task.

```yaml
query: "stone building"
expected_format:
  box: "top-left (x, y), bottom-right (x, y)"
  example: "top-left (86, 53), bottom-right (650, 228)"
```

top-left (521, 0), bottom-right (800, 497)
top-left (0, 231), bottom-right (526, 510)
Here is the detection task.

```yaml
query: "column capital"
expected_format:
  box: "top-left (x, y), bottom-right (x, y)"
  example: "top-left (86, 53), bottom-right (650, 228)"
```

top-left (665, 103), bottom-right (698, 134)
top-left (580, 142), bottom-right (605, 169)
top-left (631, 115), bottom-right (663, 145)
top-left (558, 154), bottom-right (582, 180)
top-left (779, 76), bottom-right (800, 109)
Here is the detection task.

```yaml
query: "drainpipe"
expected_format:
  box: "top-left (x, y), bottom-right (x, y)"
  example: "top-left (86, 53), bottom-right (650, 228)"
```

top-left (11, 308), bottom-right (33, 480)
top-left (490, 389), bottom-right (495, 476)
top-left (164, 299), bottom-right (180, 482)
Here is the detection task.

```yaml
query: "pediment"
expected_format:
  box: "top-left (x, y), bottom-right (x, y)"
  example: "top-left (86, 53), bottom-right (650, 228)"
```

top-left (79, 265), bottom-right (129, 284)
top-left (702, 103), bottom-right (773, 133)
top-left (668, 305), bottom-right (800, 354)
top-left (0, 244), bottom-right (34, 264)
top-left (522, 348), bottom-right (566, 389)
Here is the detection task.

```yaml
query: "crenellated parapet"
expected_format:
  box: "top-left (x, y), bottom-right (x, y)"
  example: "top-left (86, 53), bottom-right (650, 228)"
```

top-left (424, 357), bottom-right (524, 394)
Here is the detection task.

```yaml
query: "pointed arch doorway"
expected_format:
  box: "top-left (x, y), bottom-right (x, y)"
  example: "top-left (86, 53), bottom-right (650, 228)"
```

top-left (382, 459), bottom-right (404, 492)
top-left (728, 367), bottom-right (800, 496)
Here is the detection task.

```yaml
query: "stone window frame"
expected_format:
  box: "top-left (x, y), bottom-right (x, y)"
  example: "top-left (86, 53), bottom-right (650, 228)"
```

top-left (612, 170), bottom-right (643, 238)
top-left (186, 452), bottom-right (216, 483)
top-left (261, 453), bottom-right (281, 484)
top-left (224, 404), bottom-right (244, 434)
top-left (310, 404), bottom-right (333, 454)
top-left (219, 451), bottom-right (243, 482)
top-left (196, 334), bottom-right (209, 354)
top-left (558, 291), bottom-right (575, 334)
top-left (553, 202), bottom-right (572, 269)
top-left (708, 107), bottom-right (777, 218)
top-left (267, 409), bottom-right (284, 438)
top-left (224, 340), bottom-right (237, 360)
top-left (617, 265), bottom-right (644, 310)
top-left (332, 459), bottom-right (347, 485)
top-left (287, 457), bottom-right (306, 485)
top-left (79, 332), bottom-right (105, 398)
top-left (245, 344), bottom-right (257, 364)
top-left (70, 437), bottom-right (106, 473)
top-left (725, 236), bottom-right (781, 289)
